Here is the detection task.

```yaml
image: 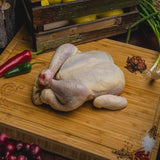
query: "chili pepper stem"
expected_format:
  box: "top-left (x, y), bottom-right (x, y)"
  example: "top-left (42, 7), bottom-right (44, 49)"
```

top-left (30, 62), bottom-right (44, 66)
top-left (31, 48), bottom-right (46, 55)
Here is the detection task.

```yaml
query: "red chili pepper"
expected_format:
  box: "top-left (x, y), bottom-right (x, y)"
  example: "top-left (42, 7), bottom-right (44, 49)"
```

top-left (0, 48), bottom-right (45, 78)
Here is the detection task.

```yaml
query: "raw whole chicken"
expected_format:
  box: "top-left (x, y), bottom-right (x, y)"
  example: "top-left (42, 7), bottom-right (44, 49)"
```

top-left (32, 43), bottom-right (127, 112)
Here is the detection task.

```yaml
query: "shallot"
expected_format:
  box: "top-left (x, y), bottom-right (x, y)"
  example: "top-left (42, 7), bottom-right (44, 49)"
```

top-left (16, 141), bottom-right (23, 151)
top-left (16, 155), bottom-right (27, 160)
top-left (0, 133), bottom-right (9, 145)
top-left (8, 155), bottom-right (16, 160)
top-left (30, 144), bottom-right (41, 157)
top-left (23, 143), bottom-right (30, 153)
top-left (35, 155), bottom-right (41, 160)
top-left (0, 132), bottom-right (42, 159)
top-left (4, 142), bottom-right (15, 158)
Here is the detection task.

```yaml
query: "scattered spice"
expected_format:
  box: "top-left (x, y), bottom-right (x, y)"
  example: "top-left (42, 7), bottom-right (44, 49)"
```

top-left (112, 141), bottom-right (151, 160)
top-left (112, 148), bottom-right (133, 159)
top-left (112, 126), bottom-right (158, 159)
top-left (125, 56), bottom-right (147, 73)
top-left (148, 125), bottom-right (157, 139)
top-left (112, 141), bottom-right (134, 159)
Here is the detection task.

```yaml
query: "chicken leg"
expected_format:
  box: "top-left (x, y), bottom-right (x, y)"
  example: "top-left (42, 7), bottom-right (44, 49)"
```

top-left (32, 43), bottom-right (79, 105)
top-left (40, 79), bottom-right (92, 111)
top-left (38, 43), bottom-right (79, 86)
top-left (93, 94), bottom-right (127, 110)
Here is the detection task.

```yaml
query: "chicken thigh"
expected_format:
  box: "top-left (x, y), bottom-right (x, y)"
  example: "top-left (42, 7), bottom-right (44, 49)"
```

top-left (32, 43), bottom-right (127, 111)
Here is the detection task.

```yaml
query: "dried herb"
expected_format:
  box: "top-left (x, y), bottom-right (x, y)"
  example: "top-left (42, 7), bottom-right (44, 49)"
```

top-left (125, 56), bottom-right (147, 73)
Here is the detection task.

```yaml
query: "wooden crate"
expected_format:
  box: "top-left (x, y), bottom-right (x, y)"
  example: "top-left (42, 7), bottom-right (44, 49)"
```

top-left (22, 0), bottom-right (140, 50)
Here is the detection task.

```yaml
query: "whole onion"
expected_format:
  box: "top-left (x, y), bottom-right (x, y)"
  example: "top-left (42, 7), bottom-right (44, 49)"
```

top-left (23, 143), bottom-right (30, 153)
top-left (0, 133), bottom-right (9, 145)
top-left (4, 142), bottom-right (15, 158)
top-left (35, 155), bottom-right (41, 160)
top-left (8, 155), bottom-right (16, 160)
top-left (0, 157), bottom-right (5, 160)
top-left (16, 155), bottom-right (27, 160)
top-left (16, 141), bottom-right (23, 151)
top-left (30, 144), bottom-right (41, 157)
top-left (0, 146), bottom-right (2, 153)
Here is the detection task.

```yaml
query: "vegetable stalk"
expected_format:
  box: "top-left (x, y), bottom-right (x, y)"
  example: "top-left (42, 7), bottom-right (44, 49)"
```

top-left (126, 0), bottom-right (160, 79)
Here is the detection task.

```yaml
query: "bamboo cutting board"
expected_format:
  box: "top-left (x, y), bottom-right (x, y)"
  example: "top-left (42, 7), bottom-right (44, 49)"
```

top-left (0, 26), bottom-right (160, 160)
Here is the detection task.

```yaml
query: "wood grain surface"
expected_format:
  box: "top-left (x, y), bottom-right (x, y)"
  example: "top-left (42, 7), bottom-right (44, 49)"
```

top-left (31, 0), bottom-right (140, 26)
top-left (0, 25), bottom-right (160, 160)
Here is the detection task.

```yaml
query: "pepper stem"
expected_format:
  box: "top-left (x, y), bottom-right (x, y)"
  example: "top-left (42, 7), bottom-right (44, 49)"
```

top-left (31, 48), bottom-right (46, 55)
top-left (30, 62), bottom-right (45, 66)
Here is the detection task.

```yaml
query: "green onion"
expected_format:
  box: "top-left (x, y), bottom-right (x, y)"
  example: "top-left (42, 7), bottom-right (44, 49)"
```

top-left (126, 0), bottom-right (160, 79)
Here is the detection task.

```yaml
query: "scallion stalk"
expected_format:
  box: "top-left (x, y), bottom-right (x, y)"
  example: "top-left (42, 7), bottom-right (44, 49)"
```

top-left (126, 0), bottom-right (160, 79)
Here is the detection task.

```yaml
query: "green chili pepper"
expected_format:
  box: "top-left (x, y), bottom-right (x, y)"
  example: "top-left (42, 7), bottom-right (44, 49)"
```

top-left (4, 61), bottom-right (42, 78)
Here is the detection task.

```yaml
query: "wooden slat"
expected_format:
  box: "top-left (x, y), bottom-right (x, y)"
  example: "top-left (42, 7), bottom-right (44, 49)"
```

top-left (31, 0), bottom-right (41, 3)
top-left (0, 25), bottom-right (159, 160)
top-left (34, 10), bottom-right (139, 50)
top-left (31, 0), bottom-right (140, 26)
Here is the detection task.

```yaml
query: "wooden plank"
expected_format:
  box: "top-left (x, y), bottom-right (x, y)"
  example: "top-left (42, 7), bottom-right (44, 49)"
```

top-left (34, 10), bottom-right (139, 50)
top-left (31, 0), bottom-right (140, 26)
top-left (31, 0), bottom-right (40, 3)
top-left (0, 25), bottom-right (159, 160)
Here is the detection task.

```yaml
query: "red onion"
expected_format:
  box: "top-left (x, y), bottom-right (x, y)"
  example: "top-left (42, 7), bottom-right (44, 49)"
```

top-left (30, 144), bottom-right (41, 157)
top-left (16, 142), bottom-right (23, 151)
top-left (35, 155), bottom-right (41, 160)
top-left (4, 142), bottom-right (15, 158)
top-left (16, 155), bottom-right (27, 160)
top-left (0, 146), bottom-right (2, 153)
top-left (8, 155), bottom-right (16, 160)
top-left (0, 156), bottom-right (5, 160)
top-left (23, 143), bottom-right (30, 152)
top-left (0, 133), bottom-right (9, 145)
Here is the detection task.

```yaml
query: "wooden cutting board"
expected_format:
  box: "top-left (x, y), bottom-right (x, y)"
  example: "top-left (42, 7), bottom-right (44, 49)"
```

top-left (0, 25), bottom-right (160, 160)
